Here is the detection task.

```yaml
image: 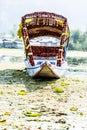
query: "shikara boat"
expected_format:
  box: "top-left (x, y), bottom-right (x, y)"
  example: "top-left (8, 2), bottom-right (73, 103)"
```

top-left (18, 11), bottom-right (70, 78)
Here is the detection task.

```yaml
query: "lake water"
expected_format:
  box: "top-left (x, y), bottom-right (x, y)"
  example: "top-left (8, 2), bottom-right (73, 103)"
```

top-left (0, 49), bottom-right (87, 78)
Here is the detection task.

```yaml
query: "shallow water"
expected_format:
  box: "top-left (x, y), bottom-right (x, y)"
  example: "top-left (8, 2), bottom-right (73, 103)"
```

top-left (0, 53), bottom-right (87, 78)
top-left (66, 71), bottom-right (87, 79)
top-left (0, 55), bottom-right (24, 63)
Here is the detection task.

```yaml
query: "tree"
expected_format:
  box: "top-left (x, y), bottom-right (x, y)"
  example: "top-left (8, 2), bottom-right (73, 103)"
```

top-left (71, 30), bottom-right (81, 43)
top-left (69, 29), bottom-right (87, 51)
top-left (10, 24), bottom-right (17, 38)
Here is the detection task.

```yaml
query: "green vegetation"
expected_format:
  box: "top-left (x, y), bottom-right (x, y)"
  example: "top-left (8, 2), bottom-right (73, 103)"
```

top-left (54, 87), bottom-right (64, 93)
top-left (25, 111), bottom-right (42, 117)
top-left (69, 29), bottom-right (87, 51)
top-left (67, 57), bottom-right (87, 65)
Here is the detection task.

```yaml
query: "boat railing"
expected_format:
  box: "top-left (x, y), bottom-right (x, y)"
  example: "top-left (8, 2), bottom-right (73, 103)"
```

top-left (29, 45), bottom-right (64, 66)
top-left (31, 45), bottom-right (62, 55)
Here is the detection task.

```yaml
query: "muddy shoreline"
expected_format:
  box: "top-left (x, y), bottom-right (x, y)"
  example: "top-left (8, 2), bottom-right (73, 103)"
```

top-left (0, 67), bottom-right (87, 130)
top-left (0, 49), bottom-right (87, 130)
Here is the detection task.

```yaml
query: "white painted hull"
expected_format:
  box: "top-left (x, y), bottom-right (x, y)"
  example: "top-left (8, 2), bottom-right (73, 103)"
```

top-left (25, 60), bottom-right (67, 78)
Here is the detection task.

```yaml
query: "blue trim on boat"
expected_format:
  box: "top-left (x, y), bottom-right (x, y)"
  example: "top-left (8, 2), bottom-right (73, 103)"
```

top-left (27, 65), bottom-right (41, 70)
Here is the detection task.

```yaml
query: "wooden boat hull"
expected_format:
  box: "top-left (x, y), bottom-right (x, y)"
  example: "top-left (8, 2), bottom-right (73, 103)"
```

top-left (26, 61), bottom-right (67, 78)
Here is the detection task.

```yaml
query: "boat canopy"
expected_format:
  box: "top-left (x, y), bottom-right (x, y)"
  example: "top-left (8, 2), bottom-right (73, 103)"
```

top-left (17, 12), bottom-right (70, 66)
top-left (18, 11), bottom-right (70, 44)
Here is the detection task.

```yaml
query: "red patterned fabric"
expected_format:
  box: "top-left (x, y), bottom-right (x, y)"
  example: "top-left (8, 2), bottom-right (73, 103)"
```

top-left (31, 46), bottom-right (63, 57)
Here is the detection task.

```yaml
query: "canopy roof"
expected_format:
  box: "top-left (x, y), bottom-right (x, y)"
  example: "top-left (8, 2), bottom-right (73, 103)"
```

top-left (18, 11), bottom-right (70, 41)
